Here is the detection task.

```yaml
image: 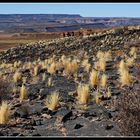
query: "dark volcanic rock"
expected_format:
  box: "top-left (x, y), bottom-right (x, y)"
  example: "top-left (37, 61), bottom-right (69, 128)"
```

top-left (55, 107), bottom-right (73, 123)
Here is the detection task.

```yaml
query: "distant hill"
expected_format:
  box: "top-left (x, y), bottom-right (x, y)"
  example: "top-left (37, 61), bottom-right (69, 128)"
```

top-left (0, 14), bottom-right (140, 33)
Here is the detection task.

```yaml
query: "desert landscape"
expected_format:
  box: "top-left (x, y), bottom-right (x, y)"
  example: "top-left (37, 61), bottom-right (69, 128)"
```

top-left (0, 13), bottom-right (140, 137)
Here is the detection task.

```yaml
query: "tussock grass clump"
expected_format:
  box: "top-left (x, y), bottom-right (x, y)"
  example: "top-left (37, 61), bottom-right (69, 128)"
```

top-left (118, 60), bottom-right (128, 74)
top-left (33, 66), bottom-right (39, 76)
top-left (119, 69), bottom-right (132, 87)
top-left (47, 62), bottom-right (57, 75)
top-left (126, 57), bottom-right (135, 67)
top-left (48, 77), bottom-right (53, 87)
top-left (96, 50), bottom-right (112, 61)
top-left (45, 91), bottom-right (59, 111)
top-left (26, 62), bottom-right (32, 69)
top-left (63, 58), bottom-right (79, 77)
top-left (42, 73), bottom-right (46, 81)
top-left (93, 90), bottom-right (101, 105)
top-left (96, 51), bottom-right (104, 59)
top-left (106, 87), bottom-right (111, 98)
top-left (0, 101), bottom-right (10, 124)
top-left (118, 59), bottom-right (133, 87)
top-left (82, 59), bottom-right (91, 72)
top-left (89, 69), bottom-right (98, 87)
top-left (100, 74), bottom-right (108, 88)
top-left (98, 58), bottom-right (106, 72)
top-left (104, 50), bottom-right (112, 61)
top-left (13, 71), bottom-right (21, 83)
top-left (20, 85), bottom-right (27, 101)
top-left (129, 47), bottom-right (137, 57)
top-left (77, 84), bottom-right (89, 105)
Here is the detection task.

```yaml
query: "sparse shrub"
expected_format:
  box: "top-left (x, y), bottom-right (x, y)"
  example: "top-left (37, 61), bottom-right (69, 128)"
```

top-left (114, 27), bottom-right (124, 34)
top-left (0, 101), bottom-right (10, 124)
top-left (45, 91), bottom-right (59, 111)
top-left (77, 84), bottom-right (89, 105)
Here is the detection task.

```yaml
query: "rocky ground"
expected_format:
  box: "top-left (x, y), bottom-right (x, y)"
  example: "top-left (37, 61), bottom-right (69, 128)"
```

top-left (0, 26), bottom-right (140, 136)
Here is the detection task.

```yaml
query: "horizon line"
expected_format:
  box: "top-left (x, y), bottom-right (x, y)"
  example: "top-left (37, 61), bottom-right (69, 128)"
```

top-left (0, 13), bottom-right (140, 18)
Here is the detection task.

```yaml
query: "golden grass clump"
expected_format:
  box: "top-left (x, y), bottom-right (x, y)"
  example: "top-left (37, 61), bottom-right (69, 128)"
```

top-left (48, 77), bottom-right (53, 87)
top-left (118, 60), bottom-right (128, 74)
top-left (129, 47), bottom-right (137, 56)
top-left (47, 62), bottom-right (57, 75)
top-left (93, 90), bottom-right (101, 105)
top-left (42, 73), bottom-right (46, 81)
top-left (96, 50), bottom-right (104, 59)
top-left (99, 58), bottom-right (106, 72)
top-left (20, 84), bottom-right (27, 101)
top-left (89, 69), bottom-right (98, 87)
top-left (119, 69), bottom-right (132, 87)
top-left (22, 77), bottom-right (27, 84)
top-left (33, 66), bottom-right (39, 76)
top-left (0, 101), bottom-right (10, 124)
top-left (45, 91), bottom-right (59, 111)
top-left (100, 74), bottom-right (108, 88)
top-left (106, 87), bottom-right (111, 98)
top-left (81, 59), bottom-right (91, 72)
top-left (26, 62), bottom-right (32, 69)
top-left (126, 57), bottom-right (135, 67)
top-left (63, 59), bottom-right (79, 77)
top-left (13, 71), bottom-right (21, 83)
top-left (41, 61), bottom-right (47, 69)
top-left (104, 50), bottom-right (112, 61)
top-left (77, 84), bottom-right (89, 105)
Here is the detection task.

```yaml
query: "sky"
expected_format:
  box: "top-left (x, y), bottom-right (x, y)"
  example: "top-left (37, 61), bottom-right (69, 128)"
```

top-left (0, 3), bottom-right (140, 17)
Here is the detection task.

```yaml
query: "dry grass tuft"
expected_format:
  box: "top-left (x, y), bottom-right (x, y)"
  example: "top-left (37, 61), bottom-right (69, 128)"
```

top-left (20, 84), bottom-right (27, 101)
top-left (77, 84), bottom-right (89, 105)
top-left (119, 69), bottom-right (132, 87)
top-left (89, 69), bottom-right (98, 87)
top-left (129, 47), bottom-right (137, 57)
top-left (106, 87), bottom-right (111, 98)
top-left (100, 74), bottom-right (108, 88)
top-left (42, 73), bottom-right (46, 81)
top-left (0, 101), bottom-right (10, 124)
top-left (47, 62), bottom-right (57, 75)
top-left (93, 90), bottom-right (101, 105)
top-left (45, 91), bottom-right (59, 111)
top-left (13, 71), bottom-right (21, 83)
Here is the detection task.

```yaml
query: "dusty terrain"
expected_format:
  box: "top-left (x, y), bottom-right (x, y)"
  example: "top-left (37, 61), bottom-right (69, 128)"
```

top-left (0, 25), bottom-right (140, 136)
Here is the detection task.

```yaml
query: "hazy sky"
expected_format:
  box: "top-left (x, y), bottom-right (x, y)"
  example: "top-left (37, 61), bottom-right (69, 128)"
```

top-left (0, 3), bottom-right (140, 17)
